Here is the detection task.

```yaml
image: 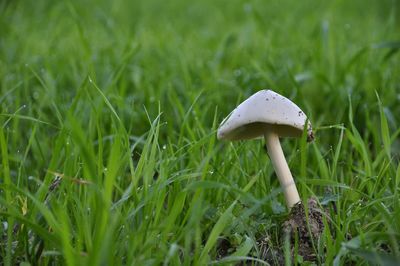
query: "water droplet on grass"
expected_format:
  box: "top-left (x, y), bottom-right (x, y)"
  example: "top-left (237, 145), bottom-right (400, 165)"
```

top-left (234, 69), bottom-right (242, 76)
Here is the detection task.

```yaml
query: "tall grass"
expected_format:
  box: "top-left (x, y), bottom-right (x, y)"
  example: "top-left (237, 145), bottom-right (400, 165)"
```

top-left (1, 0), bottom-right (400, 264)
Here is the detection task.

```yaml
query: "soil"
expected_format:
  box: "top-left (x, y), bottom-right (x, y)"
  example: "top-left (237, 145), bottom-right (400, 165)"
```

top-left (219, 198), bottom-right (327, 265)
top-left (258, 198), bottom-right (326, 265)
top-left (282, 197), bottom-right (325, 262)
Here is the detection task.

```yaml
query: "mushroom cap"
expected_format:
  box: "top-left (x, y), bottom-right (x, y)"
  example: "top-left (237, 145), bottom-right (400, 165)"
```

top-left (217, 90), bottom-right (313, 141)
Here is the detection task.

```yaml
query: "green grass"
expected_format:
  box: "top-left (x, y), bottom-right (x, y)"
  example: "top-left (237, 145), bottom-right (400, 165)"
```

top-left (1, 0), bottom-right (400, 265)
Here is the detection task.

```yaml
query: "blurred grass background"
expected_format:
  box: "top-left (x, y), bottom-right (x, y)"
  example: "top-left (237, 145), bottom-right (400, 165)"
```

top-left (1, 0), bottom-right (400, 265)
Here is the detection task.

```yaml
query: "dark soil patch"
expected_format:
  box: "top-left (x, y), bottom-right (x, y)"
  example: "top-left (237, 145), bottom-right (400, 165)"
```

top-left (259, 198), bottom-right (326, 265)
top-left (216, 237), bottom-right (233, 258)
top-left (218, 198), bottom-right (327, 265)
top-left (282, 198), bottom-right (325, 262)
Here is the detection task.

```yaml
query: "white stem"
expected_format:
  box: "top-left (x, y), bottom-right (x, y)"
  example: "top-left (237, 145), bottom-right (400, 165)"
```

top-left (264, 131), bottom-right (300, 208)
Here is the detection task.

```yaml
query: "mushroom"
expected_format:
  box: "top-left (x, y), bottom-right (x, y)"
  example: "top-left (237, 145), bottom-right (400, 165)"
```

top-left (217, 89), bottom-right (313, 208)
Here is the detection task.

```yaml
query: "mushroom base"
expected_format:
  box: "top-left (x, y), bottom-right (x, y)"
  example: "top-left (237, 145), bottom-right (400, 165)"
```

top-left (258, 198), bottom-right (327, 264)
top-left (282, 198), bottom-right (325, 262)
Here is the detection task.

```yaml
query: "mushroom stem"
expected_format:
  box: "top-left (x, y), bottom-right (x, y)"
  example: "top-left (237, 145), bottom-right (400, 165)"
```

top-left (264, 131), bottom-right (300, 208)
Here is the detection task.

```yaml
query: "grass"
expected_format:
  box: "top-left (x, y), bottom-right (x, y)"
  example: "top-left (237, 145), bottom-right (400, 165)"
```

top-left (1, 0), bottom-right (400, 265)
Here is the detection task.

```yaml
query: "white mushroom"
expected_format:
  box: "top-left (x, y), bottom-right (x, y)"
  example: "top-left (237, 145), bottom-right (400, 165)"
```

top-left (218, 89), bottom-right (313, 208)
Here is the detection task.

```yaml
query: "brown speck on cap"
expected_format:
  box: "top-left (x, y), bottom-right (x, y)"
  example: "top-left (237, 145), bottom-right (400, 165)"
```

top-left (307, 131), bottom-right (315, 142)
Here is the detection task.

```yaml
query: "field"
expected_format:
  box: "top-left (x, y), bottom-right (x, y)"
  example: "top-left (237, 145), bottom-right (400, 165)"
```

top-left (1, 0), bottom-right (400, 265)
